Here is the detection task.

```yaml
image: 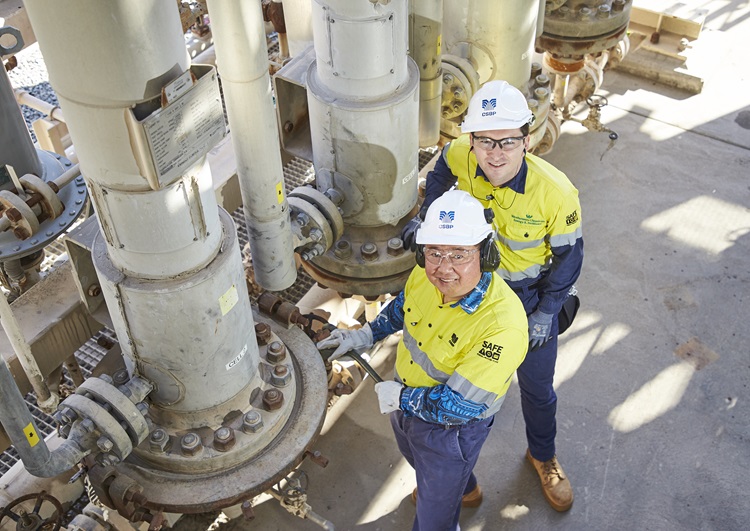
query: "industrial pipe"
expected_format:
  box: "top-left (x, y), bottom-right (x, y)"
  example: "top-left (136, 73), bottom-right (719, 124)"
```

top-left (0, 289), bottom-right (59, 412)
top-left (410, 0), bottom-right (443, 147)
top-left (0, 356), bottom-right (88, 477)
top-left (206, 0), bottom-right (297, 291)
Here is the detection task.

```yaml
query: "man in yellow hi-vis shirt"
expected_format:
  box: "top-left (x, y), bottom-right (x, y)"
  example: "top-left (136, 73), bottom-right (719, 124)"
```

top-left (319, 190), bottom-right (528, 531)
top-left (402, 80), bottom-right (583, 512)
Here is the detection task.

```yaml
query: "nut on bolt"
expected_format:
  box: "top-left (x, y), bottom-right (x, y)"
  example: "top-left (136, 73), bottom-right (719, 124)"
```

top-left (387, 238), bottom-right (404, 256)
top-left (270, 365), bottom-right (292, 387)
top-left (87, 283), bottom-right (102, 297)
top-left (361, 242), bottom-right (379, 261)
top-left (149, 429), bottom-right (169, 453)
top-left (242, 411), bottom-right (264, 433)
top-left (213, 427), bottom-right (236, 452)
top-left (180, 432), bottom-right (203, 456)
top-left (262, 388), bottom-right (284, 410)
top-left (97, 436), bottom-right (114, 453)
top-left (255, 323), bottom-right (272, 345)
top-left (333, 239), bottom-right (352, 259)
top-left (266, 341), bottom-right (286, 363)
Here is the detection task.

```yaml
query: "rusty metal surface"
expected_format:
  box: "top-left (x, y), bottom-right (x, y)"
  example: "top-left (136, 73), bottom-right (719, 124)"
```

top-left (85, 313), bottom-right (327, 515)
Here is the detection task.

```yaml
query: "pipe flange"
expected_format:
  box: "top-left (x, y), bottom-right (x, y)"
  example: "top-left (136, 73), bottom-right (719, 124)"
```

top-left (440, 55), bottom-right (479, 120)
top-left (288, 187), bottom-right (344, 242)
top-left (0, 190), bottom-right (39, 239)
top-left (62, 394), bottom-right (133, 460)
top-left (20, 174), bottom-right (65, 219)
top-left (76, 377), bottom-right (150, 447)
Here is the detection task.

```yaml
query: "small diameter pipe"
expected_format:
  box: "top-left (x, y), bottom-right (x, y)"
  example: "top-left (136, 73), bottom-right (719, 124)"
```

top-left (14, 88), bottom-right (66, 123)
top-left (0, 291), bottom-right (59, 413)
top-left (0, 356), bottom-right (88, 477)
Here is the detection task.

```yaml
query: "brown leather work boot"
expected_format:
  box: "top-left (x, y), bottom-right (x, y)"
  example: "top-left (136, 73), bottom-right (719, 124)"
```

top-left (526, 449), bottom-right (574, 512)
top-left (410, 484), bottom-right (483, 508)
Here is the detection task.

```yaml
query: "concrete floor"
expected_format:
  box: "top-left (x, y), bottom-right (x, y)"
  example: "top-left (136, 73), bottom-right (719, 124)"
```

top-left (204, 3), bottom-right (750, 530)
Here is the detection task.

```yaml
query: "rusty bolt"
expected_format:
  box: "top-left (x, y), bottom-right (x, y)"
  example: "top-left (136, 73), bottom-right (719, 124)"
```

top-left (527, 99), bottom-right (539, 113)
top-left (97, 436), bottom-right (114, 453)
top-left (213, 427), bottom-right (236, 452)
top-left (267, 341), bottom-right (287, 363)
top-left (5, 208), bottom-right (22, 222)
top-left (241, 500), bottom-right (255, 521)
top-left (242, 411), bottom-right (264, 433)
top-left (597, 4), bottom-right (610, 18)
top-left (333, 239), bottom-right (352, 259)
top-left (530, 62), bottom-right (542, 79)
top-left (612, 0), bottom-right (626, 12)
top-left (304, 449), bottom-right (330, 468)
top-left (443, 73), bottom-right (453, 84)
top-left (87, 283), bottom-right (102, 297)
top-left (180, 432), bottom-right (203, 456)
top-left (13, 227), bottom-right (29, 240)
top-left (441, 106), bottom-right (451, 118)
top-left (579, 6), bottom-right (592, 18)
top-left (255, 323), bottom-right (272, 345)
top-left (535, 74), bottom-right (550, 88)
top-left (386, 238), bottom-right (404, 257)
top-left (361, 242), bottom-right (379, 261)
top-left (150, 429), bottom-right (169, 453)
top-left (271, 365), bottom-right (292, 387)
top-left (262, 388), bottom-right (284, 410)
top-left (283, 121), bottom-right (294, 133)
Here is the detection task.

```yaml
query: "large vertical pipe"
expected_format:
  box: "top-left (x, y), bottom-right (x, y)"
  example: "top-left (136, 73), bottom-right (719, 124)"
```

top-left (0, 67), bottom-right (41, 187)
top-left (206, 0), bottom-right (296, 291)
top-left (410, 0), bottom-right (443, 147)
top-left (443, 0), bottom-right (540, 88)
top-left (282, 0), bottom-right (314, 57)
top-left (24, 0), bottom-right (260, 421)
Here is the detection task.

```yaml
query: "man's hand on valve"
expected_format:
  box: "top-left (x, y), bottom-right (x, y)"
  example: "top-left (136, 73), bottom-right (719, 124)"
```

top-left (374, 381), bottom-right (403, 415)
top-left (528, 310), bottom-right (554, 350)
top-left (316, 324), bottom-right (374, 361)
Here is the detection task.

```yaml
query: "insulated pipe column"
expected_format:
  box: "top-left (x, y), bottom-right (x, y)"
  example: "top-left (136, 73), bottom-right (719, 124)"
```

top-left (410, 0), bottom-right (443, 147)
top-left (206, 0), bottom-right (296, 291)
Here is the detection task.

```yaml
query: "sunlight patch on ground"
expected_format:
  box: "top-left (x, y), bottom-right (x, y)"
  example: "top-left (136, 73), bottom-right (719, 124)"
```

top-left (641, 195), bottom-right (750, 255)
top-left (357, 458), bottom-right (415, 525)
top-left (608, 361), bottom-right (694, 433)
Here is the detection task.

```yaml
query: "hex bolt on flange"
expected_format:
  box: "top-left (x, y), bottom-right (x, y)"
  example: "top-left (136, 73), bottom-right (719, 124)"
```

top-left (266, 341), bottom-right (287, 363)
top-left (255, 323), bottom-right (272, 345)
top-left (149, 429), bottom-right (169, 453)
top-left (262, 388), bottom-right (284, 410)
top-left (270, 365), bottom-right (292, 387)
top-left (213, 427), bottom-right (236, 452)
top-left (180, 432), bottom-right (203, 456)
top-left (361, 242), bottom-right (379, 261)
top-left (242, 411), bottom-right (264, 433)
top-left (387, 238), bottom-right (404, 256)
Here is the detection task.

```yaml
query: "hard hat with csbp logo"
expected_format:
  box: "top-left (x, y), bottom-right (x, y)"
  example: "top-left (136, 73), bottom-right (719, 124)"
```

top-left (460, 80), bottom-right (534, 133)
top-left (415, 190), bottom-right (500, 271)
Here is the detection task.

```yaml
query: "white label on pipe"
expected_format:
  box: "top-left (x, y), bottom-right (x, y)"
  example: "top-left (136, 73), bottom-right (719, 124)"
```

top-left (226, 344), bottom-right (248, 371)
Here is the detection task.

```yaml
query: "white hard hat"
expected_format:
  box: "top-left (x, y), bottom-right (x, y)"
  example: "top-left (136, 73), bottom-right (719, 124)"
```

top-left (416, 190), bottom-right (493, 246)
top-left (460, 80), bottom-right (534, 133)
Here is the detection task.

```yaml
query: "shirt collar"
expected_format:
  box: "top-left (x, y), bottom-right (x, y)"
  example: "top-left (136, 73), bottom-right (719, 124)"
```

top-left (451, 271), bottom-right (493, 314)
top-left (475, 157), bottom-right (528, 194)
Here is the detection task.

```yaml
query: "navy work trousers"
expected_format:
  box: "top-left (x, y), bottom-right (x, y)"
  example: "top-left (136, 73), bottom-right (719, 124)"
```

top-left (512, 282), bottom-right (560, 463)
top-left (390, 410), bottom-right (494, 531)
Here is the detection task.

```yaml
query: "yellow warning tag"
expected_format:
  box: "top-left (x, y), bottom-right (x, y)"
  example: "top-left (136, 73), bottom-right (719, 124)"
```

top-left (276, 181), bottom-right (284, 204)
top-left (437, 35), bottom-right (442, 55)
top-left (24, 422), bottom-right (40, 447)
top-left (219, 284), bottom-right (239, 316)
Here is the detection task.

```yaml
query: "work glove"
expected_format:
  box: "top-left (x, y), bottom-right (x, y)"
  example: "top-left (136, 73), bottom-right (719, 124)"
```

top-left (528, 310), bottom-right (554, 350)
top-left (316, 324), bottom-right (374, 361)
top-left (400, 214), bottom-right (423, 252)
top-left (374, 381), bottom-right (403, 414)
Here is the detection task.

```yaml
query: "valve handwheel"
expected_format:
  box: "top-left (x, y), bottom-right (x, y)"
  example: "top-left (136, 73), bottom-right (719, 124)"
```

top-left (0, 491), bottom-right (63, 531)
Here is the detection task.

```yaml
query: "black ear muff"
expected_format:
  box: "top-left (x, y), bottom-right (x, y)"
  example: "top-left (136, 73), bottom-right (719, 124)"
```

top-left (415, 245), bottom-right (426, 268)
top-left (480, 235), bottom-right (501, 272)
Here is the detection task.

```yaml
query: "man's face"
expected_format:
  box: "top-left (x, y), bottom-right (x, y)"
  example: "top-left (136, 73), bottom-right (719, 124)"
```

top-left (470, 128), bottom-right (529, 187)
top-left (423, 244), bottom-right (482, 303)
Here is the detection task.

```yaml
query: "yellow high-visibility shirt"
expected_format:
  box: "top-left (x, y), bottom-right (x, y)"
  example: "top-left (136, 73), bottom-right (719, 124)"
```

top-left (394, 268), bottom-right (528, 418)
top-left (445, 135), bottom-right (582, 283)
